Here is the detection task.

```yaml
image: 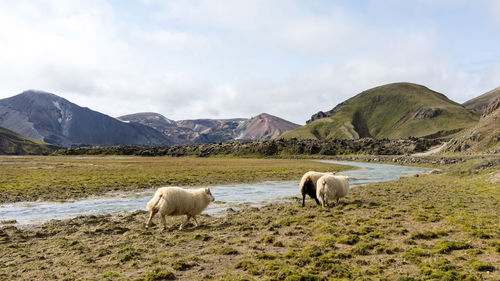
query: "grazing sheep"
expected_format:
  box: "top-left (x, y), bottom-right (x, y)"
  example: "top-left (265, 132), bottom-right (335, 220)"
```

top-left (299, 171), bottom-right (335, 207)
top-left (316, 175), bottom-right (349, 207)
top-left (146, 186), bottom-right (215, 230)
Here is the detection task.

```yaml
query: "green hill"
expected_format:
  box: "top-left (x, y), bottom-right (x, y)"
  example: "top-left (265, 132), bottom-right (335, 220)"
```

top-left (282, 82), bottom-right (479, 140)
top-left (0, 126), bottom-right (58, 155)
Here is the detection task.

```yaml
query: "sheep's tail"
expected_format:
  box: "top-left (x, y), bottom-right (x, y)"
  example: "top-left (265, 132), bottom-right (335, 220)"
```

top-left (147, 193), bottom-right (163, 212)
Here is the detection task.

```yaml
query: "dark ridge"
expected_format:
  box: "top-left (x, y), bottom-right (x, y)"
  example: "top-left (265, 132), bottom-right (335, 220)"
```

top-left (53, 137), bottom-right (442, 157)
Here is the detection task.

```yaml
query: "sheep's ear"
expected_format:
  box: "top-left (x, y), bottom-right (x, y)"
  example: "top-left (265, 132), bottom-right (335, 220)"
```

top-left (205, 187), bottom-right (210, 193)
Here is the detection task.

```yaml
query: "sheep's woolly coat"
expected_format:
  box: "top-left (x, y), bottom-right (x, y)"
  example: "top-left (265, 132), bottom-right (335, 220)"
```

top-left (316, 175), bottom-right (349, 207)
top-left (146, 186), bottom-right (215, 230)
top-left (299, 171), bottom-right (334, 207)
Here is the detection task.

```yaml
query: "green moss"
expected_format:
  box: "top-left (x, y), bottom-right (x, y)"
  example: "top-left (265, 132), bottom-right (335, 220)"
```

top-left (404, 247), bottom-right (431, 264)
top-left (213, 247), bottom-right (239, 255)
top-left (419, 258), bottom-right (479, 281)
top-left (256, 253), bottom-right (279, 260)
top-left (102, 271), bottom-right (119, 280)
top-left (192, 233), bottom-right (212, 241)
top-left (350, 241), bottom-right (382, 255)
top-left (316, 234), bottom-right (337, 248)
top-left (117, 244), bottom-right (141, 262)
top-left (134, 268), bottom-right (175, 281)
top-left (337, 234), bottom-right (360, 245)
top-left (235, 260), bottom-right (261, 275)
top-left (433, 240), bottom-right (472, 254)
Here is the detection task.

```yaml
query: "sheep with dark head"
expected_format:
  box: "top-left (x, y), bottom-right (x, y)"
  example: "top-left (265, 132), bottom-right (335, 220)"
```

top-left (316, 174), bottom-right (349, 207)
top-left (146, 186), bottom-right (215, 230)
top-left (299, 171), bottom-right (334, 207)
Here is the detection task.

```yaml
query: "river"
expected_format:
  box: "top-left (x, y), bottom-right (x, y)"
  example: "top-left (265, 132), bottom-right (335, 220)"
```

top-left (0, 160), bottom-right (434, 225)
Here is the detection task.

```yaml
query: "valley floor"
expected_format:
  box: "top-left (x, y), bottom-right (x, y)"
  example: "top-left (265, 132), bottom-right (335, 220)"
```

top-left (0, 156), bottom-right (346, 203)
top-left (0, 157), bottom-right (498, 280)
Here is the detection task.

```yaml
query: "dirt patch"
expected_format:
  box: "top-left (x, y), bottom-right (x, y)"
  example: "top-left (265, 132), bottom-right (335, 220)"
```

top-left (490, 172), bottom-right (500, 183)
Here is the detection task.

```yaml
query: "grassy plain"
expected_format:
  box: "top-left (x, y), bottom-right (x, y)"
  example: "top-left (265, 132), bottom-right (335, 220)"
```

top-left (0, 157), bottom-right (498, 280)
top-left (0, 156), bottom-right (346, 203)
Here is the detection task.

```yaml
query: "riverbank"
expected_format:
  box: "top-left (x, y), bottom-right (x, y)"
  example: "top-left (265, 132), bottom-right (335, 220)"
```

top-left (0, 159), bottom-right (498, 280)
top-left (0, 156), bottom-right (347, 203)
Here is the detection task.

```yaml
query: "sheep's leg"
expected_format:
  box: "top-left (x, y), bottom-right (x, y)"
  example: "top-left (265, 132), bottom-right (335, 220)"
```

top-left (160, 215), bottom-right (167, 231)
top-left (179, 215), bottom-right (191, 230)
top-left (314, 198), bottom-right (320, 206)
top-left (146, 209), bottom-right (158, 228)
top-left (192, 216), bottom-right (200, 227)
top-left (302, 193), bottom-right (306, 207)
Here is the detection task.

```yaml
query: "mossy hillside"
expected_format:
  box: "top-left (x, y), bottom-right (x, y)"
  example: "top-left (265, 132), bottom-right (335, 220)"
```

top-left (282, 82), bottom-right (479, 140)
top-left (0, 159), bottom-right (498, 280)
top-left (0, 156), bottom-right (347, 203)
top-left (0, 126), bottom-right (58, 155)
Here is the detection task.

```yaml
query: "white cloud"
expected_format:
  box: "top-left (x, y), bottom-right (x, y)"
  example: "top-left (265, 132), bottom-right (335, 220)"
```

top-left (0, 0), bottom-right (498, 126)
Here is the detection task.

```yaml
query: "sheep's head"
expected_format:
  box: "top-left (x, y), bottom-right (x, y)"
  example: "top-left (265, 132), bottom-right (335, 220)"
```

top-left (205, 188), bottom-right (215, 202)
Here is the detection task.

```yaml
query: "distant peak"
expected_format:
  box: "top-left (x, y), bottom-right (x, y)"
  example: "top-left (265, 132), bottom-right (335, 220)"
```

top-left (21, 89), bottom-right (53, 95)
top-left (19, 89), bottom-right (61, 100)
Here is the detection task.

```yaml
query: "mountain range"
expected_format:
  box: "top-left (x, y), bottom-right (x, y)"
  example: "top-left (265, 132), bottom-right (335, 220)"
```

top-left (118, 112), bottom-right (299, 144)
top-left (1, 83), bottom-right (499, 154)
top-left (0, 90), bottom-right (299, 147)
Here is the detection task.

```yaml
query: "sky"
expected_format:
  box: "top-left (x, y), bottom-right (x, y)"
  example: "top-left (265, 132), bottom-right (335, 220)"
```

top-left (0, 0), bottom-right (499, 124)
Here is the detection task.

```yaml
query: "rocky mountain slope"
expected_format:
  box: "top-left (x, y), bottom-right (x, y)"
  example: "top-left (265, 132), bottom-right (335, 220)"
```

top-left (176, 118), bottom-right (247, 143)
top-left (0, 91), bottom-right (171, 147)
top-left (235, 113), bottom-right (300, 140)
top-left (445, 96), bottom-right (500, 153)
top-left (0, 126), bottom-right (58, 155)
top-left (281, 82), bottom-right (479, 140)
top-left (463, 86), bottom-right (500, 114)
top-left (119, 113), bottom-right (299, 144)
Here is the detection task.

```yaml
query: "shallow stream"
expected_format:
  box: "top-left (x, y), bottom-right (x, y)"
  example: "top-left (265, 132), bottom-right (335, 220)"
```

top-left (0, 160), bottom-right (434, 225)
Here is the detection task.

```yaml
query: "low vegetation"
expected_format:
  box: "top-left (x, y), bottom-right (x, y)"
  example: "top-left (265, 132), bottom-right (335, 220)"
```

top-left (0, 156), bottom-right (498, 280)
top-left (0, 156), bottom-right (346, 203)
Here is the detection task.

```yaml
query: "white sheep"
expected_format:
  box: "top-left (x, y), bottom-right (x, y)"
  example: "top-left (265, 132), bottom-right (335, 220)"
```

top-left (145, 186), bottom-right (215, 230)
top-left (299, 171), bottom-right (335, 207)
top-left (316, 174), bottom-right (349, 207)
